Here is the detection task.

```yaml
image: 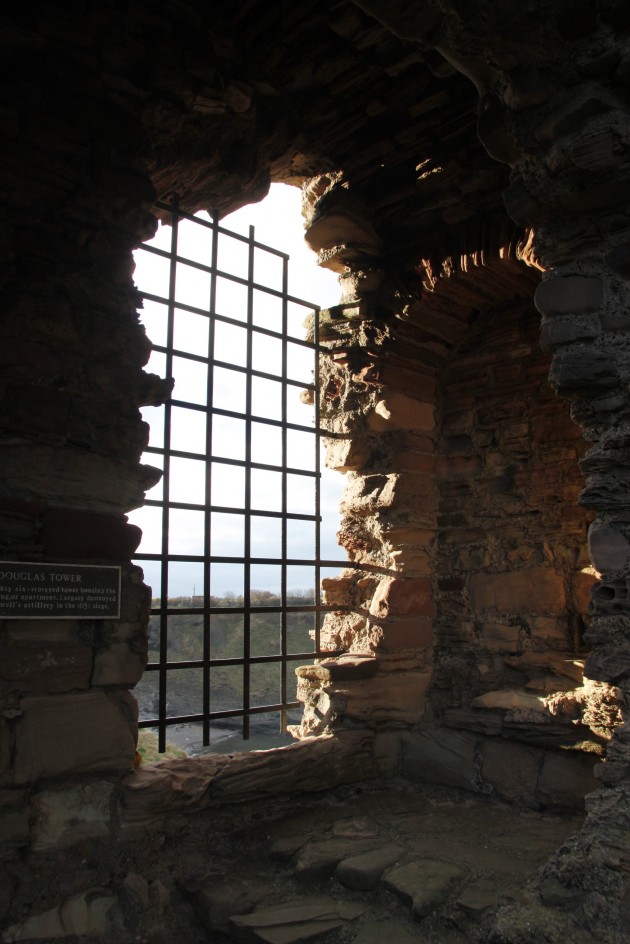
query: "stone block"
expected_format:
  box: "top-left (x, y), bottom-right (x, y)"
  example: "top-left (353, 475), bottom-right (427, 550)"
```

top-left (549, 349), bottom-right (618, 396)
top-left (324, 437), bottom-right (371, 472)
top-left (336, 844), bottom-right (406, 890)
top-left (481, 738), bottom-right (541, 807)
top-left (570, 570), bottom-right (597, 614)
top-left (372, 617), bottom-right (433, 651)
top-left (31, 782), bottom-right (113, 850)
top-left (3, 890), bottom-right (123, 942)
top-left (369, 577), bottom-right (433, 619)
top-left (588, 522), bottom-right (630, 573)
top-left (342, 671), bottom-right (431, 724)
top-left (383, 859), bottom-right (462, 918)
top-left (534, 276), bottom-right (604, 319)
top-left (540, 315), bottom-right (600, 353)
top-left (438, 455), bottom-right (482, 479)
top-left (367, 394), bottom-right (435, 432)
top-left (469, 568), bottom-right (565, 616)
top-left (536, 750), bottom-right (599, 808)
top-left (230, 898), bottom-right (365, 943)
top-left (389, 546), bottom-right (431, 575)
top-left (0, 789), bottom-right (30, 855)
top-left (0, 638), bottom-right (93, 694)
top-left (384, 527), bottom-right (435, 548)
top-left (0, 717), bottom-right (11, 785)
top-left (372, 731), bottom-right (402, 778)
top-left (13, 691), bottom-right (137, 784)
top-left (92, 642), bottom-right (145, 687)
top-left (295, 838), bottom-right (376, 881)
top-left (321, 575), bottom-right (355, 605)
top-left (482, 622), bottom-right (522, 652)
top-left (401, 728), bottom-right (479, 791)
top-left (527, 616), bottom-right (571, 646)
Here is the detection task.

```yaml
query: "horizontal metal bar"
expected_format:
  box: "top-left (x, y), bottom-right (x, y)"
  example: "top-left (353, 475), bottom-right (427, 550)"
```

top-left (138, 701), bottom-right (301, 729)
top-left (143, 649), bottom-right (343, 670)
top-left (139, 258), bottom-right (319, 317)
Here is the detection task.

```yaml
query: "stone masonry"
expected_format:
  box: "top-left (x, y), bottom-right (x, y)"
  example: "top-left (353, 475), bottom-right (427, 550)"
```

top-left (0, 2), bottom-right (629, 943)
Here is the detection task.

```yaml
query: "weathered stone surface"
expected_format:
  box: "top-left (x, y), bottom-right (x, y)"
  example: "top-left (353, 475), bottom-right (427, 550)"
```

top-left (294, 838), bottom-right (376, 881)
top-left (549, 349), bottom-right (618, 396)
top-left (369, 577), bottom-right (434, 619)
top-left (229, 898), bottom-right (365, 943)
top-left (3, 890), bottom-right (123, 942)
top-left (336, 844), bottom-right (406, 890)
top-left (540, 315), bottom-right (600, 353)
top-left (367, 395), bottom-right (435, 432)
top-left (536, 750), bottom-right (599, 808)
top-left (371, 617), bottom-right (433, 651)
top-left (472, 689), bottom-right (548, 714)
top-left (534, 276), bottom-right (604, 319)
top-left (295, 656), bottom-right (377, 683)
top-left (383, 859), bottom-right (462, 918)
top-left (12, 692), bottom-right (137, 783)
top-left (31, 783), bottom-right (113, 850)
top-left (351, 920), bottom-right (423, 944)
top-left (340, 671), bottom-right (431, 724)
top-left (401, 729), bottom-right (479, 791)
top-left (0, 789), bottom-right (30, 855)
top-left (0, 637), bottom-right (92, 694)
top-left (482, 739), bottom-right (541, 807)
top-left (482, 621), bottom-right (522, 652)
top-left (588, 522), bottom-right (630, 573)
top-left (324, 436), bottom-right (372, 472)
top-left (118, 734), bottom-right (378, 830)
top-left (92, 642), bottom-right (145, 687)
top-left (189, 876), bottom-right (270, 935)
top-left (469, 568), bottom-right (566, 615)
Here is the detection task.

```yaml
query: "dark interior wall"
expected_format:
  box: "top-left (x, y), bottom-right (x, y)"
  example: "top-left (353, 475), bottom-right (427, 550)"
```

top-left (434, 297), bottom-right (594, 721)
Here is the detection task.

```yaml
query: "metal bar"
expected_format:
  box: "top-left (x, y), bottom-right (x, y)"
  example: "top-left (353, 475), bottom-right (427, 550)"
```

top-left (157, 196), bottom-right (179, 754)
top-left (202, 211), bottom-right (219, 747)
top-left (280, 251), bottom-right (289, 734)
top-left (135, 199), bottom-right (342, 751)
top-left (242, 223), bottom-right (255, 740)
top-left (314, 305), bottom-right (322, 653)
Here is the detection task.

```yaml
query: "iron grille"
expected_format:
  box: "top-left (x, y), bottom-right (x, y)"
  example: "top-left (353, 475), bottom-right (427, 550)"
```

top-left (133, 198), bottom-right (346, 753)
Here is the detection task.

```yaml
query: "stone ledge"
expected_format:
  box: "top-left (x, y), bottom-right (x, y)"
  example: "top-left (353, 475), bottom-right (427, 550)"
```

top-left (295, 655), bottom-right (378, 683)
top-left (117, 732), bottom-right (378, 832)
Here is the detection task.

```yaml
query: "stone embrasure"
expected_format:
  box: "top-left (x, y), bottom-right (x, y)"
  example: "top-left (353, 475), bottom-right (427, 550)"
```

top-left (2, 2), bottom-right (630, 943)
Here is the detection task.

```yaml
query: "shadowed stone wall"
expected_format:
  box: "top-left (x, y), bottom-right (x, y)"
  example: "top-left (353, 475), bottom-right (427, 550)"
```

top-left (0, 2), bottom-right (629, 941)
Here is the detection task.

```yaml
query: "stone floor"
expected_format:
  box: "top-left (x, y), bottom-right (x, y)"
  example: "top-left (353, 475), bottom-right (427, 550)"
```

top-left (3, 777), bottom-right (589, 943)
top-left (157, 779), bottom-right (585, 944)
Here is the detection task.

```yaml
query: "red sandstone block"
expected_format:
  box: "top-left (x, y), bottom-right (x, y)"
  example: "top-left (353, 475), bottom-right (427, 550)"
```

top-left (391, 451), bottom-right (436, 473)
top-left (373, 617), bottom-right (434, 651)
top-left (570, 570), bottom-right (597, 614)
top-left (438, 455), bottom-right (482, 479)
top-left (369, 577), bottom-right (434, 619)
top-left (469, 567), bottom-right (566, 615)
top-left (12, 691), bottom-right (137, 784)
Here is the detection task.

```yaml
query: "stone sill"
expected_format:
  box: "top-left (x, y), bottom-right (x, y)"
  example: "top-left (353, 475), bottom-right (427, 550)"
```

top-left (117, 731), bottom-right (379, 834)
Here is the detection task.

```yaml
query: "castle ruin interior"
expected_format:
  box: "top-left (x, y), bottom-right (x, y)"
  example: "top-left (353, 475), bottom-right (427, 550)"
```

top-left (1, 2), bottom-right (630, 942)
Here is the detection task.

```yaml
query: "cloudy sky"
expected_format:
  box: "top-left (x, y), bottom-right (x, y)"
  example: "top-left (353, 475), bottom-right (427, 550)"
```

top-left (129, 184), bottom-right (346, 598)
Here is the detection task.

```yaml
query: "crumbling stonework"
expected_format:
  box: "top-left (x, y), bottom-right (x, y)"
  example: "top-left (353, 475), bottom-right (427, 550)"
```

top-left (0, 1), bottom-right (629, 942)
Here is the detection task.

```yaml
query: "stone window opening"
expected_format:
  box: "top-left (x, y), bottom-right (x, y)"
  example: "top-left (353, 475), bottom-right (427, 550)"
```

top-left (129, 190), bottom-right (350, 758)
top-left (3, 7), bottom-right (630, 940)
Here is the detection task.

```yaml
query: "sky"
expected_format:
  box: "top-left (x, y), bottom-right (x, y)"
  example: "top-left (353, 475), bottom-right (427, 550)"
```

top-left (128, 184), bottom-right (346, 598)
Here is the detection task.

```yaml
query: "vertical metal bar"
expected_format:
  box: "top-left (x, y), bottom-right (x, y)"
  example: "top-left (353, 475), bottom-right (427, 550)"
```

top-left (242, 224), bottom-right (255, 740)
top-left (158, 196), bottom-right (179, 754)
top-left (203, 211), bottom-right (219, 747)
top-left (280, 254), bottom-right (289, 733)
top-left (314, 304), bottom-right (322, 653)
